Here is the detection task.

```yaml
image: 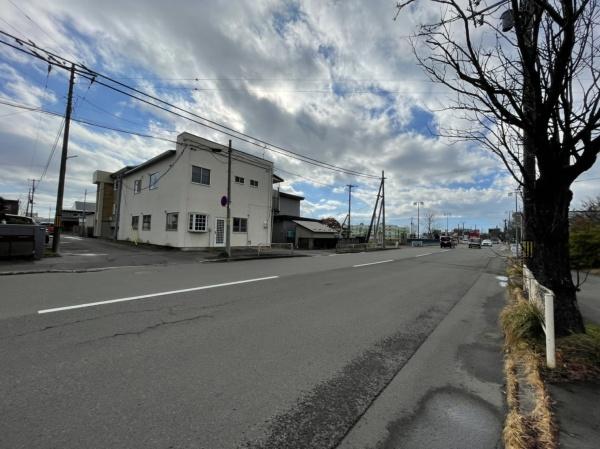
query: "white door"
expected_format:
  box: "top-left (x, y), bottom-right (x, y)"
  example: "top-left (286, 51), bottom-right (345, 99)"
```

top-left (214, 217), bottom-right (225, 247)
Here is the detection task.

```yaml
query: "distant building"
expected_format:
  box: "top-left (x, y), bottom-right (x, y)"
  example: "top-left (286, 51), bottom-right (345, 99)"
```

top-left (0, 197), bottom-right (19, 215)
top-left (271, 190), bottom-right (338, 249)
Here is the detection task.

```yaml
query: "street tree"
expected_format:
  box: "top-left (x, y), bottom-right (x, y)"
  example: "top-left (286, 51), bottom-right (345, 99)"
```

top-left (320, 217), bottom-right (343, 232)
top-left (395, 0), bottom-right (600, 335)
top-left (425, 211), bottom-right (437, 237)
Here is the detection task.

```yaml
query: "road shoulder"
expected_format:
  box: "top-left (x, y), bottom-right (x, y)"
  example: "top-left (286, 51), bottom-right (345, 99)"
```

top-left (337, 270), bottom-right (506, 449)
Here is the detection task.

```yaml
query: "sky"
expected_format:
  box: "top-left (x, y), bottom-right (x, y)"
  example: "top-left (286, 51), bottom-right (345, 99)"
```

top-left (0, 0), bottom-right (598, 234)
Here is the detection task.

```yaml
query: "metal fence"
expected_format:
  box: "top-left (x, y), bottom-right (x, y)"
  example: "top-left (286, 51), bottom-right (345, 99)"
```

top-left (523, 264), bottom-right (556, 368)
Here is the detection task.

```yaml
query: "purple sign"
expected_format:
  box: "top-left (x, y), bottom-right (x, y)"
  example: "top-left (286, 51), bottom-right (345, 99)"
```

top-left (220, 195), bottom-right (228, 207)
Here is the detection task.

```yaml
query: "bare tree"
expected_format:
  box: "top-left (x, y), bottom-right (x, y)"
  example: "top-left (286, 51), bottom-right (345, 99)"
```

top-left (425, 211), bottom-right (437, 237)
top-left (396, 0), bottom-right (600, 335)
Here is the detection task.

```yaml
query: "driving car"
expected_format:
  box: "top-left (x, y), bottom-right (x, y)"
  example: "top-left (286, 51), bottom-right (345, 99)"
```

top-left (481, 239), bottom-right (493, 247)
top-left (468, 238), bottom-right (482, 249)
top-left (440, 236), bottom-right (453, 248)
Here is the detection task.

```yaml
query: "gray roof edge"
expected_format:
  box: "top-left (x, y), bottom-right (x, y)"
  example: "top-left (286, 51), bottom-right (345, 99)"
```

top-left (121, 150), bottom-right (177, 177)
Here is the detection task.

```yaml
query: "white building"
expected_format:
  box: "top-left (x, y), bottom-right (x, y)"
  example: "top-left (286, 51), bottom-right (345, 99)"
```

top-left (95, 132), bottom-right (274, 249)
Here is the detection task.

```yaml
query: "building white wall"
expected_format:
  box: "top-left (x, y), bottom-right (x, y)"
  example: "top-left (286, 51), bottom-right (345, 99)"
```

top-left (117, 133), bottom-right (273, 249)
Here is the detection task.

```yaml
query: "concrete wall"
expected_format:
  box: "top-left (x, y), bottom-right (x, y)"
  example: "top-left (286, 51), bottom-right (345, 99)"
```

top-left (117, 134), bottom-right (273, 249)
top-left (278, 195), bottom-right (301, 216)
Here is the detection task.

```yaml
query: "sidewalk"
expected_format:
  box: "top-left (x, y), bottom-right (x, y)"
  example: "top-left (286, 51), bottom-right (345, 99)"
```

top-left (549, 274), bottom-right (600, 449)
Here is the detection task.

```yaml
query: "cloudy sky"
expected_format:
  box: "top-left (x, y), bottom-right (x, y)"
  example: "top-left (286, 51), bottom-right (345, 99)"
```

top-left (0, 0), bottom-right (598, 233)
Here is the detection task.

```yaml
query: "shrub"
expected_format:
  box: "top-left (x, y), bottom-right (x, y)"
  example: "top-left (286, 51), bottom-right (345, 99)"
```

top-left (501, 298), bottom-right (545, 347)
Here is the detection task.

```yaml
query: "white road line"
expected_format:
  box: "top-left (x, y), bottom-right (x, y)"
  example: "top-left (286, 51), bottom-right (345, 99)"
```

top-left (439, 249), bottom-right (450, 253)
top-left (415, 252), bottom-right (433, 257)
top-left (62, 253), bottom-right (109, 257)
top-left (353, 259), bottom-right (394, 268)
top-left (38, 275), bottom-right (279, 314)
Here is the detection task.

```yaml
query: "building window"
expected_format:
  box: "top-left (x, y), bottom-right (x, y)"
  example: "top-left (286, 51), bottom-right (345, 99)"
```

top-left (233, 217), bottom-right (248, 233)
top-left (188, 213), bottom-right (207, 232)
top-left (250, 179), bottom-right (259, 188)
top-left (166, 212), bottom-right (178, 231)
top-left (149, 172), bottom-right (159, 190)
top-left (113, 179), bottom-right (120, 191)
top-left (192, 166), bottom-right (210, 185)
top-left (235, 176), bottom-right (245, 184)
top-left (134, 179), bottom-right (142, 194)
top-left (132, 216), bottom-right (139, 230)
top-left (142, 215), bottom-right (151, 230)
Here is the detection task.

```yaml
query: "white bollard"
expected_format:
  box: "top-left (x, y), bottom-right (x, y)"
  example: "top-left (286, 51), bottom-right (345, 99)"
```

top-left (544, 292), bottom-right (556, 369)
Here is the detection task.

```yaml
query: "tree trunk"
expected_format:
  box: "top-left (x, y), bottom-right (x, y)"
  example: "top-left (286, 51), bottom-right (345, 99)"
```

top-left (526, 182), bottom-right (585, 336)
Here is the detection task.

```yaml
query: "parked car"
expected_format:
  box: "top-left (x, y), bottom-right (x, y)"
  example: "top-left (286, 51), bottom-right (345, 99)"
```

top-left (440, 236), bottom-right (453, 248)
top-left (481, 239), bottom-right (493, 247)
top-left (1, 214), bottom-right (34, 225)
top-left (468, 238), bottom-right (482, 249)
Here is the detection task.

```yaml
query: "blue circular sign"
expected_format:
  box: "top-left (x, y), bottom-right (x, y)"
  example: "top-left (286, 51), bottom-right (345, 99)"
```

top-left (220, 195), bottom-right (228, 207)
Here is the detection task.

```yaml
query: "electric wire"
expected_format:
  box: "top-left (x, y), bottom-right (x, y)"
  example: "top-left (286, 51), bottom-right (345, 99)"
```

top-left (0, 30), bottom-right (379, 179)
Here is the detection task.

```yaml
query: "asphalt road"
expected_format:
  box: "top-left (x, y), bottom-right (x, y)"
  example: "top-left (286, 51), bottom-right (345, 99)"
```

top-left (1, 245), bottom-right (507, 448)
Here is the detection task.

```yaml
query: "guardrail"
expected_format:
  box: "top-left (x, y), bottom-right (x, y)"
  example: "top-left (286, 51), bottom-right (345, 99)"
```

top-left (256, 243), bottom-right (294, 256)
top-left (523, 264), bottom-right (556, 368)
top-left (335, 242), bottom-right (384, 253)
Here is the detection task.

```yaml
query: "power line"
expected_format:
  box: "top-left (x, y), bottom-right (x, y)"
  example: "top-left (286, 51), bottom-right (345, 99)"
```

top-left (0, 30), bottom-right (379, 179)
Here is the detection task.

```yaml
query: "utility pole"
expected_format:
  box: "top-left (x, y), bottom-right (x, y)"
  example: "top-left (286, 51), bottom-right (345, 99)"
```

top-left (81, 189), bottom-right (87, 237)
top-left (381, 171), bottom-right (385, 248)
top-left (226, 139), bottom-right (232, 259)
top-left (52, 64), bottom-right (75, 253)
top-left (346, 184), bottom-right (357, 239)
top-left (25, 179), bottom-right (37, 217)
top-left (25, 187), bottom-right (31, 217)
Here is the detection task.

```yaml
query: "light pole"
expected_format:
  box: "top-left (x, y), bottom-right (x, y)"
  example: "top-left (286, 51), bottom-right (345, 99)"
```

top-left (443, 212), bottom-right (449, 235)
top-left (413, 201), bottom-right (424, 238)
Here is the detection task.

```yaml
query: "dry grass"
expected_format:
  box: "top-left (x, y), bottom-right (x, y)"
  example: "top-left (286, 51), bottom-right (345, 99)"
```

top-left (540, 324), bottom-right (600, 383)
top-left (502, 259), bottom-right (558, 449)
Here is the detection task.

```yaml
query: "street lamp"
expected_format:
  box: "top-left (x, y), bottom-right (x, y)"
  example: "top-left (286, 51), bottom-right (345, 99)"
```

top-left (413, 201), bottom-right (424, 238)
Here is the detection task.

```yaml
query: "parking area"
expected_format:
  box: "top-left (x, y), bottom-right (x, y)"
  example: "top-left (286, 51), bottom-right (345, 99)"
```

top-left (0, 235), bottom-right (220, 274)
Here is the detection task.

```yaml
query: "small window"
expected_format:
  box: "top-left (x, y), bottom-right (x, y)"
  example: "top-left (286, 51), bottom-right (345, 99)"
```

top-left (132, 216), bottom-right (139, 230)
top-left (250, 179), bottom-right (259, 188)
top-left (192, 166), bottom-right (210, 185)
top-left (166, 212), bottom-right (178, 231)
top-left (235, 176), bottom-right (245, 184)
top-left (149, 172), bottom-right (159, 190)
top-left (142, 215), bottom-right (151, 230)
top-left (134, 179), bottom-right (141, 194)
top-left (113, 179), bottom-right (120, 191)
top-left (233, 217), bottom-right (247, 233)
top-left (188, 213), bottom-right (207, 232)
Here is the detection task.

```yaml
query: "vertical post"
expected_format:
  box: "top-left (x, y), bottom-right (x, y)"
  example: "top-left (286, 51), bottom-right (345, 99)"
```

top-left (81, 189), bottom-right (87, 237)
top-left (25, 187), bottom-right (31, 217)
top-left (52, 64), bottom-right (75, 253)
top-left (544, 292), bottom-right (556, 369)
top-left (114, 174), bottom-right (123, 241)
top-left (226, 139), bottom-right (232, 259)
top-left (381, 171), bottom-right (385, 248)
top-left (346, 184), bottom-right (357, 239)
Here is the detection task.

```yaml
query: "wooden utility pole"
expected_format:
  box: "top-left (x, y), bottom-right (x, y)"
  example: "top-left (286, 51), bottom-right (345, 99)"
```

top-left (381, 171), bottom-right (385, 248)
top-left (52, 64), bottom-right (75, 253)
top-left (346, 184), bottom-right (357, 239)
